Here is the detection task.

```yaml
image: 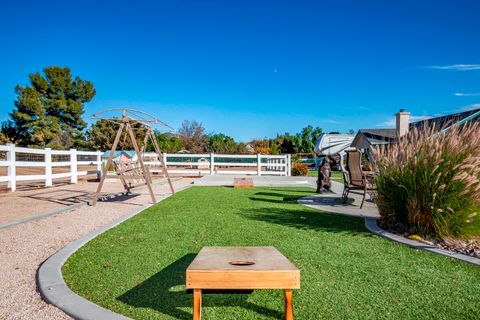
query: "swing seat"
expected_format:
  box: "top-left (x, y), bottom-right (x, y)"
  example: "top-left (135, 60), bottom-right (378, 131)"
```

top-left (113, 160), bottom-right (149, 191)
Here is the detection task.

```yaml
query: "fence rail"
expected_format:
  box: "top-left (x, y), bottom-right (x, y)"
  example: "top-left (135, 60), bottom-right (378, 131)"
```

top-left (0, 144), bottom-right (102, 192)
top-left (144, 152), bottom-right (291, 177)
top-left (0, 145), bottom-right (292, 192)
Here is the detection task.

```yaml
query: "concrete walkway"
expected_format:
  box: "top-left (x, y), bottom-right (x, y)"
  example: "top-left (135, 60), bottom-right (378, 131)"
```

top-left (194, 175), bottom-right (318, 187)
top-left (298, 181), bottom-right (379, 218)
top-left (298, 182), bottom-right (480, 266)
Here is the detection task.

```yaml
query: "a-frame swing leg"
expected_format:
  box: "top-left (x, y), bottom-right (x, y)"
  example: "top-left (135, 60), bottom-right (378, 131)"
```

top-left (126, 121), bottom-right (157, 204)
top-left (150, 131), bottom-right (175, 194)
top-left (140, 127), bottom-right (150, 154)
top-left (140, 128), bottom-right (153, 185)
top-left (91, 123), bottom-right (125, 206)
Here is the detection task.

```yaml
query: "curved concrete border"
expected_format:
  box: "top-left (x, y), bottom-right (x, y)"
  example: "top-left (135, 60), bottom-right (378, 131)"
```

top-left (37, 185), bottom-right (192, 320)
top-left (364, 217), bottom-right (480, 266)
top-left (298, 194), bottom-right (479, 266)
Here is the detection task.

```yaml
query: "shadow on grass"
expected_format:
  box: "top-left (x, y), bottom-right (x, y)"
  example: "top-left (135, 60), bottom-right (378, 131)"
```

top-left (117, 254), bottom-right (283, 320)
top-left (240, 207), bottom-right (368, 235)
top-left (249, 196), bottom-right (301, 204)
top-left (240, 191), bottom-right (369, 236)
top-left (249, 191), bottom-right (310, 204)
top-left (252, 191), bottom-right (308, 198)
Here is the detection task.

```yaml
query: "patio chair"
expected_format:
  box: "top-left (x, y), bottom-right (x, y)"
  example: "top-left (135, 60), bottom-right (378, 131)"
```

top-left (339, 150), bottom-right (375, 209)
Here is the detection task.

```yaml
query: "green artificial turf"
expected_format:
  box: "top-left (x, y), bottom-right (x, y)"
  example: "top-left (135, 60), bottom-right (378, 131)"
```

top-left (307, 170), bottom-right (318, 177)
top-left (308, 170), bottom-right (343, 183)
top-left (63, 187), bottom-right (480, 320)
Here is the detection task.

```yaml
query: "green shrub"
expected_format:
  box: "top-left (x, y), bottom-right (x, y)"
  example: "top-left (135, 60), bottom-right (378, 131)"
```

top-left (291, 154), bottom-right (301, 164)
top-left (373, 122), bottom-right (480, 238)
top-left (292, 162), bottom-right (309, 176)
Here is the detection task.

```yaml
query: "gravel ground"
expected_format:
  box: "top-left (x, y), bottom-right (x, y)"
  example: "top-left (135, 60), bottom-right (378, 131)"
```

top-left (0, 178), bottom-right (193, 320)
top-left (0, 175), bottom-right (186, 225)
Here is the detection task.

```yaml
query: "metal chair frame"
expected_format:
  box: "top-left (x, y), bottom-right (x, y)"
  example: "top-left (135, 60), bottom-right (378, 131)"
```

top-left (339, 150), bottom-right (375, 209)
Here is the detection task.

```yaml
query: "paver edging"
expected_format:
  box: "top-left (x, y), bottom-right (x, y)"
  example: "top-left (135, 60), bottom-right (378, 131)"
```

top-left (364, 217), bottom-right (480, 266)
top-left (37, 184), bottom-right (192, 320)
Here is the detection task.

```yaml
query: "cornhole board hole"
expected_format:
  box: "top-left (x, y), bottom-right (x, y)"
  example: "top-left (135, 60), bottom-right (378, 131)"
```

top-left (233, 177), bottom-right (254, 188)
top-left (186, 246), bottom-right (300, 320)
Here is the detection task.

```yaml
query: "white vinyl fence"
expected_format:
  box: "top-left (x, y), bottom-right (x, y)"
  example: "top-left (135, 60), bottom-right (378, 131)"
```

top-left (0, 144), bottom-right (292, 192)
top-left (144, 153), bottom-right (291, 177)
top-left (0, 144), bottom-right (102, 192)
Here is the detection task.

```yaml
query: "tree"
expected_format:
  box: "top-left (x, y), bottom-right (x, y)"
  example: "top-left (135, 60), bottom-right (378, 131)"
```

top-left (178, 120), bottom-right (207, 152)
top-left (269, 143), bottom-right (280, 155)
top-left (236, 142), bottom-right (251, 154)
top-left (151, 131), bottom-right (184, 152)
top-left (311, 126), bottom-right (323, 148)
top-left (250, 139), bottom-right (270, 154)
top-left (0, 120), bottom-right (16, 144)
top-left (206, 133), bottom-right (238, 153)
top-left (274, 133), bottom-right (298, 154)
top-left (0, 132), bottom-right (9, 144)
top-left (86, 118), bottom-right (147, 151)
top-left (295, 125), bottom-right (323, 153)
top-left (7, 66), bottom-right (95, 148)
top-left (86, 119), bottom-right (118, 151)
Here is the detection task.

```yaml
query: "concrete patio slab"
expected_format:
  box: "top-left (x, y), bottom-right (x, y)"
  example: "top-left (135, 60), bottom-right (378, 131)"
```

top-left (194, 175), bottom-right (317, 188)
top-left (298, 181), bottom-right (379, 218)
top-left (297, 181), bottom-right (479, 266)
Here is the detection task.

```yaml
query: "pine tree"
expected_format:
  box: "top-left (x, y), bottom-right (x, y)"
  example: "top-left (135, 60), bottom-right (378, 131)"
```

top-left (9, 66), bottom-right (95, 148)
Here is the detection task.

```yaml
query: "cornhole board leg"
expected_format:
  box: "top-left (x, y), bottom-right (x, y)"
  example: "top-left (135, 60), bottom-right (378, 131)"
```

top-left (285, 289), bottom-right (293, 320)
top-left (193, 289), bottom-right (201, 320)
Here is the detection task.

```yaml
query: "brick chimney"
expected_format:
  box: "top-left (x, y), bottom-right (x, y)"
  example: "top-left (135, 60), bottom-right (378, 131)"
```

top-left (395, 109), bottom-right (410, 137)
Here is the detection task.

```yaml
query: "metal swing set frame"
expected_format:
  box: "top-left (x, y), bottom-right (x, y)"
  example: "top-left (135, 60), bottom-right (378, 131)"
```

top-left (90, 108), bottom-right (175, 206)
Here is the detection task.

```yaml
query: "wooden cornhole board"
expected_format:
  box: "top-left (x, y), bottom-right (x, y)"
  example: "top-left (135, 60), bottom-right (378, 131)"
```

top-left (186, 246), bottom-right (300, 320)
top-left (233, 177), bottom-right (254, 188)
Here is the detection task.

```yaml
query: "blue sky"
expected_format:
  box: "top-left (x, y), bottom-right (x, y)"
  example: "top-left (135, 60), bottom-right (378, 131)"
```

top-left (0, 0), bottom-right (479, 141)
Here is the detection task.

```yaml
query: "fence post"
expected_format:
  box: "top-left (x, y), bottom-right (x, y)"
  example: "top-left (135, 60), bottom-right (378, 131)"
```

top-left (45, 148), bottom-right (53, 187)
top-left (210, 153), bottom-right (215, 175)
top-left (257, 154), bottom-right (261, 176)
top-left (96, 151), bottom-right (102, 180)
top-left (287, 154), bottom-right (291, 176)
top-left (7, 143), bottom-right (16, 192)
top-left (70, 149), bottom-right (78, 184)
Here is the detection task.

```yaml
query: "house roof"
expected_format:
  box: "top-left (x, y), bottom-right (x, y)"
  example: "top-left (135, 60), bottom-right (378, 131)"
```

top-left (356, 129), bottom-right (397, 146)
top-left (354, 108), bottom-right (480, 148)
top-left (410, 107), bottom-right (480, 131)
top-left (410, 108), bottom-right (480, 130)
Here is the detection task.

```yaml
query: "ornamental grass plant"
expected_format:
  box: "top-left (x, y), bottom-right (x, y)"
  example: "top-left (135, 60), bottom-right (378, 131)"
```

top-left (373, 122), bottom-right (480, 238)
